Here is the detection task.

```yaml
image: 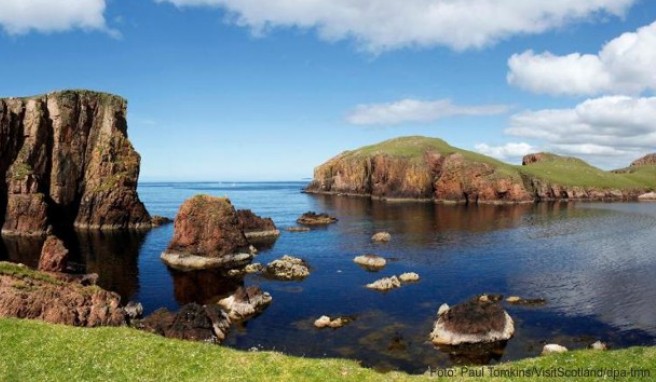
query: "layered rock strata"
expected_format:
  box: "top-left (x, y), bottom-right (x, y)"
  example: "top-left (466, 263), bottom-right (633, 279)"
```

top-left (0, 90), bottom-right (151, 236)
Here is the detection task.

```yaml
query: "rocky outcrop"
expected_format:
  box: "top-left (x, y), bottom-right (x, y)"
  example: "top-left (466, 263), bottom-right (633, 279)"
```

top-left (150, 215), bottom-right (173, 227)
top-left (366, 276), bottom-right (401, 291)
top-left (630, 153), bottom-right (656, 167)
top-left (305, 137), bottom-right (532, 204)
top-left (37, 235), bottom-right (69, 272)
top-left (236, 209), bottom-right (280, 242)
top-left (314, 315), bottom-right (353, 329)
top-left (0, 261), bottom-right (125, 326)
top-left (306, 137), bottom-right (656, 203)
top-left (161, 195), bottom-right (254, 271)
top-left (0, 90), bottom-right (152, 236)
top-left (353, 254), bottom-right (386, 270)
top-left (371, 232), bottom-right (391, 243)
top-left (217, 286), bottom-right (272, 320)
top-left (430, 297), bottom-right (514, 346)
top-left (296, 212), bottom-right (338, 226)
top-left (135, 303), bottom-right (231, 343)
top-left (264, 255), bottom-right (310, 280)
top-left (505, 296), bottom-right (546, 306)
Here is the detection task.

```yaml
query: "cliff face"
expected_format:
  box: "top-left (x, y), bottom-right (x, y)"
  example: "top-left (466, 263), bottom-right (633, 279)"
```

top-left (0, 90), bottom-right (151, 236)
top-left (306, 137), bottom-right (533, 204)
top-left (306, 137), bottom-right (656, 204)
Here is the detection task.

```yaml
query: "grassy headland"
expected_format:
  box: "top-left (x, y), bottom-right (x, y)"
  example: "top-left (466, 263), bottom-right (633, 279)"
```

top-left (332, 136), bottom-right (656, 191)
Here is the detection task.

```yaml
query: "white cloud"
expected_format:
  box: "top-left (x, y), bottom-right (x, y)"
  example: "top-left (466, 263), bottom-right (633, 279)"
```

top-left (0, 0), bottom-right (111, 35)
top-left (508, 20), bottom-right (656, 96)
top-left (505, 95), bottom-right (656, 167)
top-left (346, 99), bottom-right (509, 126)
top-left (156, 0), bottom-right (635, 52)
top-left (474, 142), bottom-right (537, 161)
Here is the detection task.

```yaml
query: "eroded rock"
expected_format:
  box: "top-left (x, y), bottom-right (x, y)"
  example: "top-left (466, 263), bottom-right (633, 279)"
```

top-left (366, 275), bottom-right (401, 291)
top-left (161, 195), bottom-right (253, 271)
top-left (296, 212), bottom-right (338, 226)
top-left (151, 215), bottom-right (173, 227)
top-left (353, 254), bottom-right (386, 270)
top-left (0, 261), bottom-right (124, 327)
top-left (37, 235), bottom-right (69, 273)
top-left (314, 315), bottom-right (352, 329)
top-left (505, 296), bottom-right (547, 306)
top-left (136, 303), bottom-right (231, 343)
top-left (430, 297), bottom-right (515, 346)
top-left (0, 91), bottom-right (151, 236)
top-left (398, 272), bottom-right (420, 283)
top-left (217, 286), bottom-right (272, 320)
top-left (237, 209), bottom-right (280, 243)
top-left (371, 232), bottom-right (391, 243)
top-left (265, 255), bottom-right (310, 280)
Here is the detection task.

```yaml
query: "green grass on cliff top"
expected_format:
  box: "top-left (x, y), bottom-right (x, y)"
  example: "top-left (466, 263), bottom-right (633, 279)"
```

top-left (0, 318), bottom-right (654, 382)
top-left (337, 136), bottom-right (656, 190)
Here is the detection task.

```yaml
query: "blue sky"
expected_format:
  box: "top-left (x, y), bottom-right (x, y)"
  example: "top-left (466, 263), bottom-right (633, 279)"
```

top-left (1, 1), bottom-right (655, 180)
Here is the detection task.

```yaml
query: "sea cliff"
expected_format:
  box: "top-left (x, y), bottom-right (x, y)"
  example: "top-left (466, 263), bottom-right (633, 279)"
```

top-left (0, 90), bottom-right (151, 235)
top-left (305, 136), bottom-right (656, 204)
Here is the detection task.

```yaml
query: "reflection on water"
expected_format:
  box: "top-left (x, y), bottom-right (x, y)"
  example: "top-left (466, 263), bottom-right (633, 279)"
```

top-left (171, 269), bottom-right (243, 305)
top-left (2, 181), bottom-right (656, 374)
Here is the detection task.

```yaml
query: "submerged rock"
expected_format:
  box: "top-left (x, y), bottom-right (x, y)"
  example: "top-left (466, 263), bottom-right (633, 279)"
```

top-left (505, 296), bottom-right (547, 306)
top-left (353, 254), bottom-right (386, 270)
top-left (264, 255), bottom-right (310, 280)
top-left (0, 90), bottom-right (152, 236)
top-left (136, 303), bottom-right (231, 343)
top-left (218, 286), bottom-right (272, 321)
top-left (478, 294), bottom-right (504, 303)
top-left (366, 275), bottom-right (401, 291)
top-left (37, 235), bottom-right (69, 273)
top-left (236, 209), bottom-right (280, 242)
top-left (286, 226), bottom-right (311, 233)
top-left (151, 215), bottom-right (173, 227)
top-left (430, 297), bottom-right (515, 346)
top-left (0, 261), bottom-right (124, 327)
top-left (542, 344), bottom-right (568, 355)
top-left (161, 195), bottom-right (253, 271)
top-left (371, 232), bottom-right (391, 243)
top-left (296, 212), bottom-right (338, 226)
top-left (314, 315), bottom-right (352, 329)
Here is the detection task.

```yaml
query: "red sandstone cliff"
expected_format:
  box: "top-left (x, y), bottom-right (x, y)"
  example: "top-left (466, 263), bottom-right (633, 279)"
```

top-left (306, 137), bottom-right (655, 204)
top-left (0, 90), bottom-right (151, 236)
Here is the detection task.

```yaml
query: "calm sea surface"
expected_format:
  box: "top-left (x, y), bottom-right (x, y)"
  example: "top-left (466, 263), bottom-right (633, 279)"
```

top-left (3, 181), bottom-right (656, 373)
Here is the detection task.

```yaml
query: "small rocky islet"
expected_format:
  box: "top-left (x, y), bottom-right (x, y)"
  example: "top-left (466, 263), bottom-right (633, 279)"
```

top-left (0, 90), bottom-right (650, 363)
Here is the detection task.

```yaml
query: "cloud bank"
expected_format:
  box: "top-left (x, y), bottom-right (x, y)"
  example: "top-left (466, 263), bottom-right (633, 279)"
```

top-left (156, 0), bottom-right (635, 51)
top-left (0, 0), bottom-right (111, 35)
top-left (508, 20), bottom-right (656, 96)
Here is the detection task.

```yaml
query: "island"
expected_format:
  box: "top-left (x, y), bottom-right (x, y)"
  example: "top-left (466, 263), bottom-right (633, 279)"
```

top-left (305, 136), bottom-right (656, 203)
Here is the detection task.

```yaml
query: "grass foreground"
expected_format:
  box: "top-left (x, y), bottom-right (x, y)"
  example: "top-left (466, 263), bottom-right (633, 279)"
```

top-left (0, 318), bottom-right (654, 381)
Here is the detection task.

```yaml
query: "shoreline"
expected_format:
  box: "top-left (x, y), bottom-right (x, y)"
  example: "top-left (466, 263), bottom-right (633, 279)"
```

top-left (302, 189), bottom-right (646, 205)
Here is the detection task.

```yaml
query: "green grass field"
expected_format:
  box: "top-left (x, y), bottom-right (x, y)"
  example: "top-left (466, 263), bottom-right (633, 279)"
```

top-left (0, 318), bottom-right (654, 381)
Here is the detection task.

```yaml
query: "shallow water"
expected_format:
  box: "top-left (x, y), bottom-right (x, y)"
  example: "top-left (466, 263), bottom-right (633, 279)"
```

top-left (2, 181), bottom-right (656, 373)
